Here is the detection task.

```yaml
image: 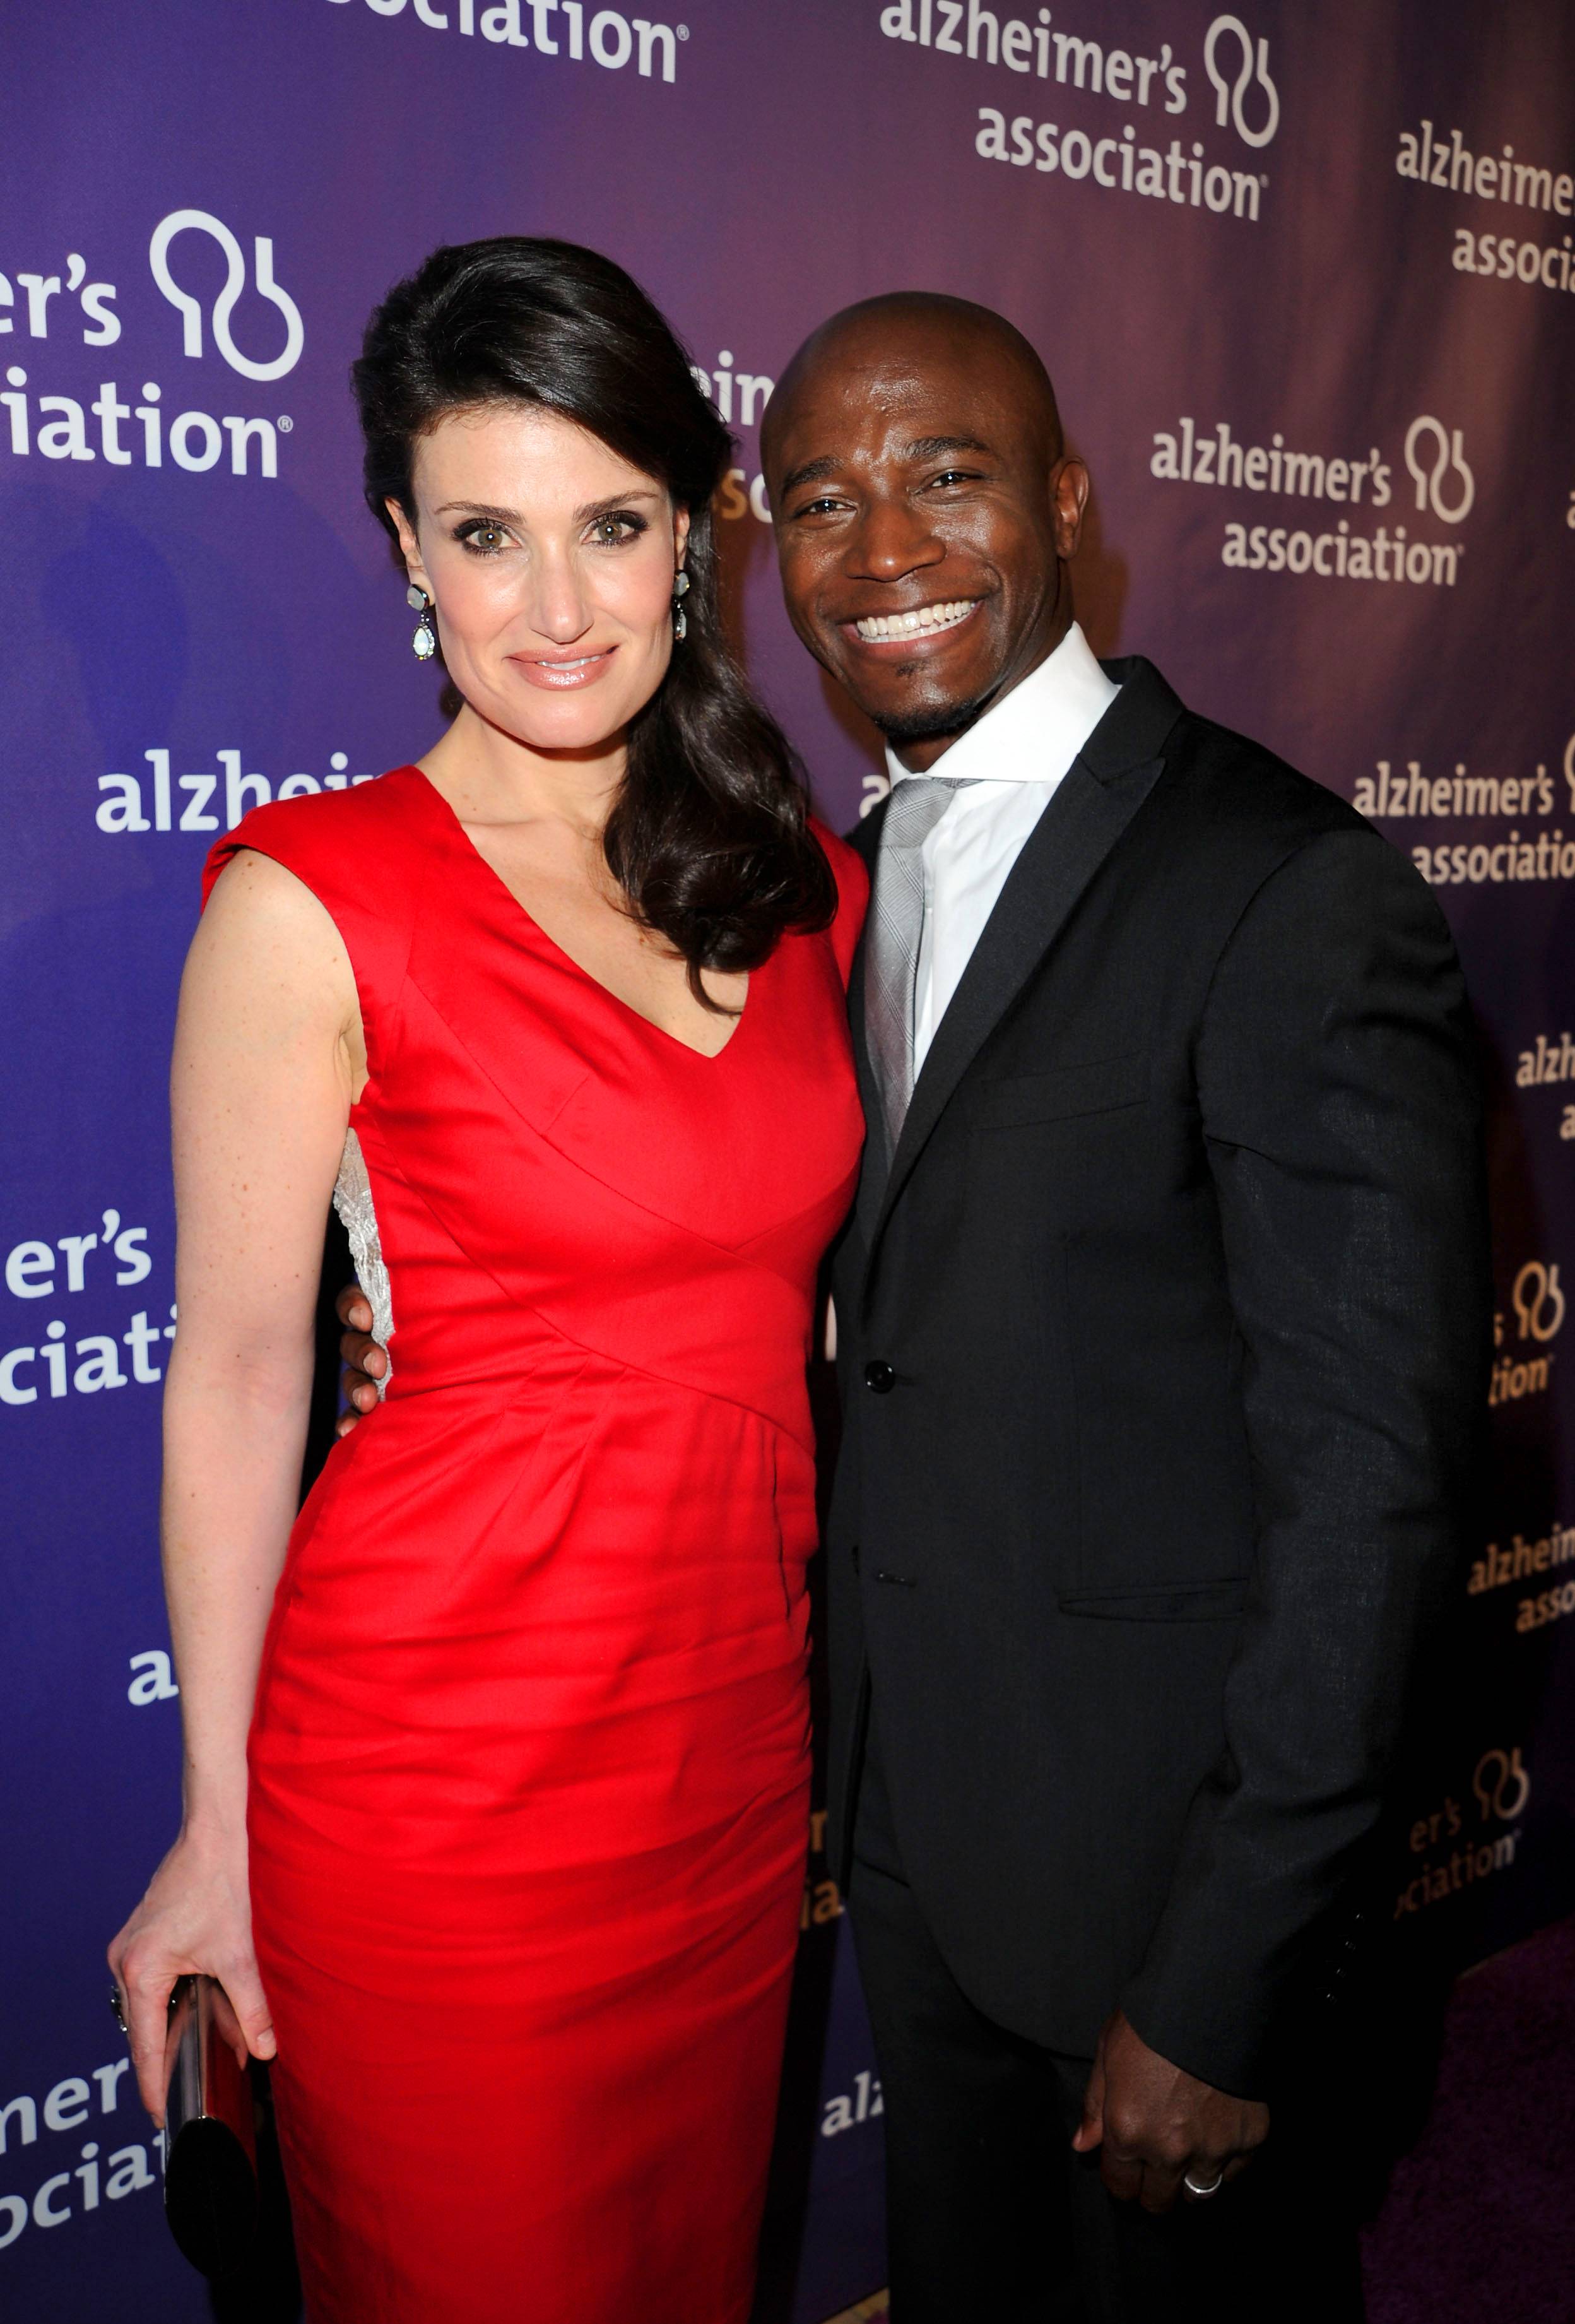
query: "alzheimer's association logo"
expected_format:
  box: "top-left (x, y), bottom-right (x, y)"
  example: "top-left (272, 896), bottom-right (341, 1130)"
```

top-left (149, 209), bottom-right (304, 382)
top-left (1203, 15), bottom-right (1278, 148)
top-left (1403, 416), bottom-right (1474, 523)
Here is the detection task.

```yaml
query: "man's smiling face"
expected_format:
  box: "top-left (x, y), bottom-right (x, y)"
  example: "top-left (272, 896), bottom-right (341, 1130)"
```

top-left (762, 297), bottom-right (1088, 768)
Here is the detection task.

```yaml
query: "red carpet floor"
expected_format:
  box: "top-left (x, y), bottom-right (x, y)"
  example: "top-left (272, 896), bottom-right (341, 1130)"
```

top-left (1361, 1915), bottom-right (1575, 2324)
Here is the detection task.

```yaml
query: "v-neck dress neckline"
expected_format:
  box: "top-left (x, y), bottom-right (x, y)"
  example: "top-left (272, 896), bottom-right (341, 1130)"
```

top-left (411, 766), bottom-right (753, 1064)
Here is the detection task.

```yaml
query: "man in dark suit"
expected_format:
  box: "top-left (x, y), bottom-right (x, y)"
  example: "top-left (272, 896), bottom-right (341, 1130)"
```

top-left (754, 295), bottom-right (1489, 2320)
top-left (340, 295), bottom-right (1487, 2318)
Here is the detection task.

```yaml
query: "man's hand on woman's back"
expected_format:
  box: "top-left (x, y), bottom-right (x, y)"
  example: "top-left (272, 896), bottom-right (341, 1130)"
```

top-left (335, 1282), bottom-right (387, 1433)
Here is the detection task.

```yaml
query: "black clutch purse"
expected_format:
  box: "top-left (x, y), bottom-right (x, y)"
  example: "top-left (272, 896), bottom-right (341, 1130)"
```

top-left (162, 1974), bottom-right (261, 2277)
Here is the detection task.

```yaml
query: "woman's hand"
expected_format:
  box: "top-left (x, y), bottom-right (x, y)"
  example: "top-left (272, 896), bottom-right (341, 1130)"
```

top-left (107, 1829), bottom-right (276, 2121)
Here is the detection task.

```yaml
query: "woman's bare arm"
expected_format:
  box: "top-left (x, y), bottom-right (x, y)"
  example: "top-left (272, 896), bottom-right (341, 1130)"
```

top-left (109, 850), bottom-right (361, 2116)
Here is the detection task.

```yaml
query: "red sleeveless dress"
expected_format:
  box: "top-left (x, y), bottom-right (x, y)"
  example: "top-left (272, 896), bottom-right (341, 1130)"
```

top-left (203, 768), bottom-right (866, 2323)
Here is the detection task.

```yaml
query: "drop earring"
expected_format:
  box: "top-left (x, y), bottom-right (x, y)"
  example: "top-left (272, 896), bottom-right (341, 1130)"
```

top-left (407, 583), bottom-right (437, 661)
top-left (672, 569), bottom-right (690, 643)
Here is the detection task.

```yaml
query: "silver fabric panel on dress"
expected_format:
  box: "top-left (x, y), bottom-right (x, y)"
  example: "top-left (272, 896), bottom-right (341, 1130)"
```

top-left (333, 1126), bottom-right (393, 1396)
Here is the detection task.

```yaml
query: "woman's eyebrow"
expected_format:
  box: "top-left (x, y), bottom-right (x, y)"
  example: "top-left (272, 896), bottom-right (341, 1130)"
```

top-left (430, 489), bottom-right (665, 521)
top-left (432, 499), bottom-right (520, 521)
top-left (573, 487), bottom-right (664, 521)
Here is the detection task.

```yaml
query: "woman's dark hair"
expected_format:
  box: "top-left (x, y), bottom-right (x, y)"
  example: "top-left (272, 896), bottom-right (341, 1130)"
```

top-left (353, 237), bottom-right (834, 994)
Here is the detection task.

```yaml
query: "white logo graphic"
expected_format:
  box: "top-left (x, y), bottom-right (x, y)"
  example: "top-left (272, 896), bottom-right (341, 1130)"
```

top-left (1512, 1259), bottom-right (1565, 1343)
top-left (1473, 1746), bottom-right (1530, 1823)
top-left (149, 210), bottom-right (304, 382)
top-left (1403, 416), bottom-right (1475, 522)
top-left (1203, 15), bottom-right (1278, 147)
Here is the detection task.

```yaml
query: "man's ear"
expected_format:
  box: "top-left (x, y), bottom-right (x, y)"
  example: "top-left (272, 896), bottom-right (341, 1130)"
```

top-left (386, 497), bottom-right (430, 595)
top-left (1052, 458), bottom-right (1090, 562)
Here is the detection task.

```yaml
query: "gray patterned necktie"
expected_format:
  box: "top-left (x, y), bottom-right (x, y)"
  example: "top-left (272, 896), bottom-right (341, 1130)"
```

top-left (864, 777), bottom-right (972, 1154)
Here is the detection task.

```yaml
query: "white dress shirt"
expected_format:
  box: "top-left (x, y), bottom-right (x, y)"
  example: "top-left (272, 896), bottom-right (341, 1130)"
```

top-left (885, 622), bottom-right (1121, 1074)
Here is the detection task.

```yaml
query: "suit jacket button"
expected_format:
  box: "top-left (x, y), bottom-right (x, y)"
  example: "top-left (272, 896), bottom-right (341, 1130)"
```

top-left (865, 1360), bottom-right (895, 1394)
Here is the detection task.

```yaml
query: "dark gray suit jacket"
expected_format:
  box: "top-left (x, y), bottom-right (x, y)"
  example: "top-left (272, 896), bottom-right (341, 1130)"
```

top-left (825, 655), bottom-right (1490, 2095)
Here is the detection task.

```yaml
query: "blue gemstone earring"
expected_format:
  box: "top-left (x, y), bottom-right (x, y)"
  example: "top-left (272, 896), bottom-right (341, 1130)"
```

top-left (407, 583), bottom-right (437, 661)
top-left (672, 568), bottom-right (690, 642)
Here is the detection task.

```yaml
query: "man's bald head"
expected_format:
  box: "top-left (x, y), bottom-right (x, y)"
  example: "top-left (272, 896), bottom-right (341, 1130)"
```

top-left (760, 290), bottom-right (1088, 768)
top-left (763, 292), bottom-right (1065, 485)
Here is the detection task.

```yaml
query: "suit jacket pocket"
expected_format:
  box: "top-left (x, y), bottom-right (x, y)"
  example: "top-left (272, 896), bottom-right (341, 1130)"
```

top-left (974, 1052), bottom-right (1148, 1129)
top-left (1056, 1575), bottom-right (1249, 1622)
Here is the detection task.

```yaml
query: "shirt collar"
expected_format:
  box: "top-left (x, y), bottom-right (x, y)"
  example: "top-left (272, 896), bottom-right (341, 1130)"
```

top-left (884, 621), bottom-right (1119, 790)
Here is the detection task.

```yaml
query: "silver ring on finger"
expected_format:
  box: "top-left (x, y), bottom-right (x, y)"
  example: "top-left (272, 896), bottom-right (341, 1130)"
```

top-left (109, 1986), bottom-right (128, 2036)
top-left (1183, 2171), bottom-right (1225, 2199)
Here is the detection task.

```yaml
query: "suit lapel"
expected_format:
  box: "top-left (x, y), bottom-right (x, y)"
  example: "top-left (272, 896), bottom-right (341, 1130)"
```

top-left (864, 749), bottom-right (1167, 1263)
top-left (840, 653), bottom-right (1185, 1284)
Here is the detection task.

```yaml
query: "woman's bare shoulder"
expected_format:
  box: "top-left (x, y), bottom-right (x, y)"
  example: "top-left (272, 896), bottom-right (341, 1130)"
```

top-left (188, 849), bottom-right (358, 1040)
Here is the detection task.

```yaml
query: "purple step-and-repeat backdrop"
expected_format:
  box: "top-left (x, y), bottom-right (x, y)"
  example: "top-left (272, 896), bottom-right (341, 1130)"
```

top-left (3, 3), bottom-right (1574, 2316)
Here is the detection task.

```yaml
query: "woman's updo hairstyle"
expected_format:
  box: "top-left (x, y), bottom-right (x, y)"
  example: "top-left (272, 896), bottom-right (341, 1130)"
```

top-left (353, 237), bottom-right (834, 992)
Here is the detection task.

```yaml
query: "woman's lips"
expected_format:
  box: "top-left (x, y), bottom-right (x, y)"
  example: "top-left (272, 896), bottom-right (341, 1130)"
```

top-left (511, 644), bottom-right (618, 691)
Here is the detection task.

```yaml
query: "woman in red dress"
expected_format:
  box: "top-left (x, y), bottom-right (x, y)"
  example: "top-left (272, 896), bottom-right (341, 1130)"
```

top-left (109, 238), bottom-right (866, 2321)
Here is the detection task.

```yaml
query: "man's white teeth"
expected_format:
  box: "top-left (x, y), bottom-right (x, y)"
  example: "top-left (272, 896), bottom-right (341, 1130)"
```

top-left (854, 600), bottom-right (976, 642)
